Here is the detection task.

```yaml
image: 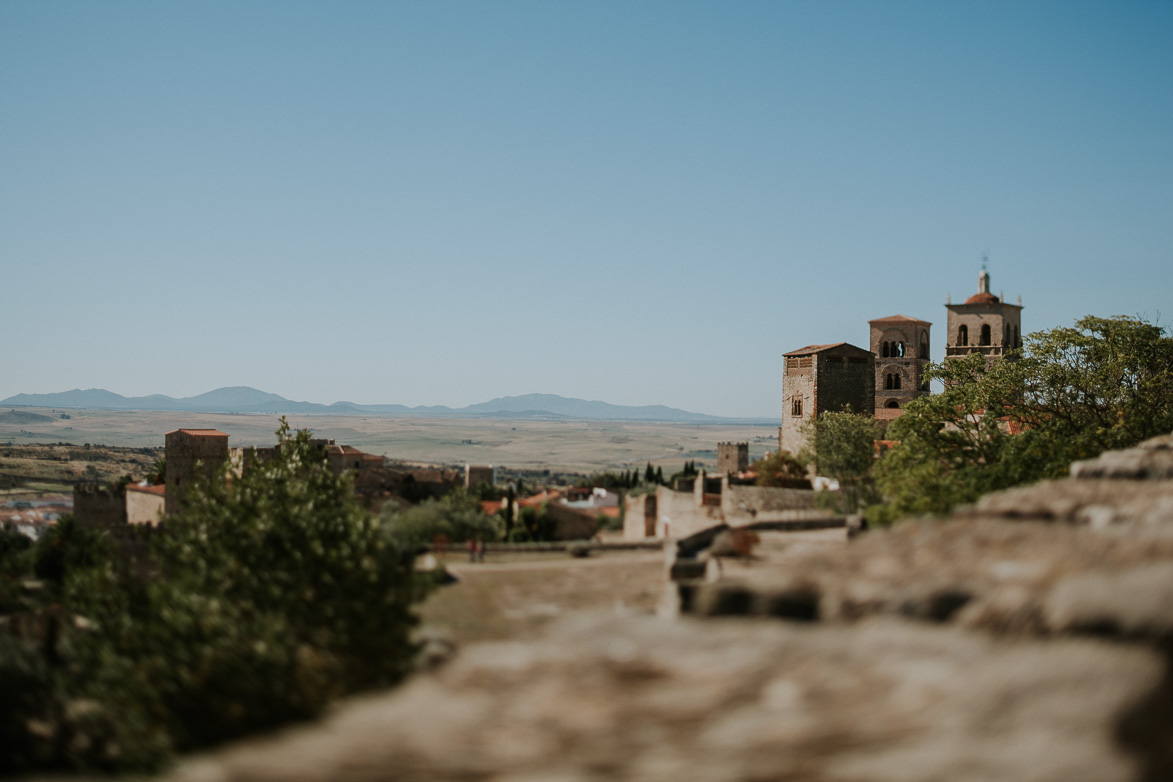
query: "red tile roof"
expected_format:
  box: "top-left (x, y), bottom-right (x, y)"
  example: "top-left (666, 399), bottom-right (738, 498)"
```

top-left (964, 292), bottom-right (1001, 305)
top-left (126, 484), bottom-right (166, 496)
top-left (869, 314), bottom-right (931, 325)
top-left (783, 342), bottom-right (872, 357)
top-left (783, 342), bottom-right (847, 356)
top-left (518, 490), bottom-right (560, 506)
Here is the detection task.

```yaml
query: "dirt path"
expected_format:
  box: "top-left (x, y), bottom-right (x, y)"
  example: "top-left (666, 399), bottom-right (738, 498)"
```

top-left (418, 550), bottom-right (667, 644)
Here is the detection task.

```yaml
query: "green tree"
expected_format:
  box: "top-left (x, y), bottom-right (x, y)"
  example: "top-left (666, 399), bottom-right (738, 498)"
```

top-left (802, 408), bottom-right (881, 511)
top-left (51, 419), bottom-right (423, 763)
top-left (381, 488), bottom-right (502, 550)
top-left (751, 450), bottom-right (808, 488)
top-left (875, 315), bottom-right (1173, 521)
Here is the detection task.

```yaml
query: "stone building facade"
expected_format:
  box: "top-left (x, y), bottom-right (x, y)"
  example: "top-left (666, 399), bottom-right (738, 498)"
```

top-left (464, 464), bottom-right (495, 488)
top-left (73, 482), bottom-right (127, 527)
top-left (716, 442), bottom-right (749, 474)
top-left (780, 343), bottom-right (875, 455)
top-left (868, 314), bottom-right (932, 420)
top-left (946, 268), bottom-right (1023, 365)
top-left (164, 428), bottom-right (229, 516)
top-left (125, 483), bottom-right (165, 526)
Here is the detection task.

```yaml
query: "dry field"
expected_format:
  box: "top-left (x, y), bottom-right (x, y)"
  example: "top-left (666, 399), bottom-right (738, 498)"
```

top-left (0, 408), bottom-right (778, 474)
top-left (417, 549), bottom-right (667, 645)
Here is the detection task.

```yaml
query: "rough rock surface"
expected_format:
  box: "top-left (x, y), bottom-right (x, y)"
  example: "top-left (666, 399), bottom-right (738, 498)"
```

top-left (169, 614), bottom-right (1160, 782)
top-left (67, 432), bottom-right (1173, 781)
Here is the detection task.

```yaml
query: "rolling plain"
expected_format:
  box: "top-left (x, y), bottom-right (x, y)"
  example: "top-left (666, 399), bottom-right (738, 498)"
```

top-left (0, 407), bottom-right (777, 474)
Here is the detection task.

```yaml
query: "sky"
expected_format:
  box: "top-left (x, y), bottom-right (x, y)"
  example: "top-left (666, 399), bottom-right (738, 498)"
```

top-left (2, 1), bottom-right (1170, 418)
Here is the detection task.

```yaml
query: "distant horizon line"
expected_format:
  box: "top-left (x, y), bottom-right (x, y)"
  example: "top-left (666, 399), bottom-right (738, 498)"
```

top-left (1, 385), bottom-right (780, 424)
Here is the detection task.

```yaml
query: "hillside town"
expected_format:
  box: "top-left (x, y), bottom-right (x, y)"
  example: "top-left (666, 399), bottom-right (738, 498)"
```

top-left (4, 1), bottom-right (1173, 776)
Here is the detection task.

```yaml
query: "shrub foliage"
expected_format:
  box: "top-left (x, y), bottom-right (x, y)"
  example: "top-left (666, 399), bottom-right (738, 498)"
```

top-left (0, 420), bottom-right (421, 773)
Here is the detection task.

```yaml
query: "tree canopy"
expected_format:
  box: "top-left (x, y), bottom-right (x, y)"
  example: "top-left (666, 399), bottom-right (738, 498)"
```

top-left (1, 419), bottom-right (423, 773)
top-left (873, 315), bottom-right (1173, 521)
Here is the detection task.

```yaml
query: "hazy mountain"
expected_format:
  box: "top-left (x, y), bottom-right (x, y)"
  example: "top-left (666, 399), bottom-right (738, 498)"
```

top-left (2, 387), bottom-right (731, 422)
top-left (464, 394), bottom-right (722, 422)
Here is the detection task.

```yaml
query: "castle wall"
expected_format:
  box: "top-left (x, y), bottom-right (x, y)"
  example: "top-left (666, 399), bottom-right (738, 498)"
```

top-left (720, 483), bottom-right (818, 524)
top-left (654, 485), bottom-right (724, 539)
top-left (465, 465), bottom-right (495, 488)
top-left (126, 485), bottom-right (165, 526)
top-left (74, 483), bottom-right (127, 527)
top-left (780, 355), bottom-right (816, 454)
top-left (716, 442), bottom-right (748, 474)
top-left (623, 493), bottom-right (658, 540)
top-left (165, 430), bottom-right (229, 516)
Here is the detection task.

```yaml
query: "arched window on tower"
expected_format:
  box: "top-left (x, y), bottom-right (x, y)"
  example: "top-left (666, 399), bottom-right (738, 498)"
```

top-left (884, 374), bottom-right (892, 390)
top-left (1014, 325), bottom-right (1020, 347)
top-left (893, 374), bottom-right (902, 390)
top-left (980, 324), bottom-right (991, 346)
top-left (881, 342), bottom-right (889, 358)
top-left (897, 342), bottom-right (905, 357)
top-left (885, 400), bottom-right (900, 409)
top-left (958, 325), bottom-right (968, 346)
top-left (920, 334), bottom-right (929, 358)
top-left (791, 397), bottom-right (803, 417)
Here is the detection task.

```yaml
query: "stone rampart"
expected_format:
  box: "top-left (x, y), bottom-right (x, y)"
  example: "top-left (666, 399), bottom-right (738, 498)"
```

top-left (84, 432), bottom-right (1173, 782)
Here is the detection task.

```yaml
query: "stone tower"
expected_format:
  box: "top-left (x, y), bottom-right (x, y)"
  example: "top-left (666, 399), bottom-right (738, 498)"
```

top-left (717, 442), bottom-right (749, 474)
top-left (868, 314), bottom-right (932, 420)
top-left (780, 343), bottom-right (875, 455)
top-left (945, 267), bottom-right (1023, 365)
top-left (165, 428), bottom-right (229, 516)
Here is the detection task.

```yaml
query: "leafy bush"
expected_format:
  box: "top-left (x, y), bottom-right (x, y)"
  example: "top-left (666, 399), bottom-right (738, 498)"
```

top-left (874, 315), bottom-right (1173, 519)
top-left (380, 489), bottom-right (502, 549)
top-left (0, 419), bottom-right (423, 772)
top-left (751, 450), bottom-right (809, 488)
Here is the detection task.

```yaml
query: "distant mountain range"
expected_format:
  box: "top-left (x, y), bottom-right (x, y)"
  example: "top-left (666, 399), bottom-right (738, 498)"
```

top-left (0, 387), bottom-right (756, 423)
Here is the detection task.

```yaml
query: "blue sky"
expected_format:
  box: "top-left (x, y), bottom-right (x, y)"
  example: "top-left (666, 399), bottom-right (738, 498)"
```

top-left (2, 1), bottom-right (1170, 418)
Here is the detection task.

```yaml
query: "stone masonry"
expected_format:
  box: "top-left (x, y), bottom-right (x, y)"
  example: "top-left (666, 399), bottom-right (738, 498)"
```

top-left (945, 267), bottom-right (1023, 364)
top-left (780, 342), bottom-right (874, 454)
top-left (164, 429), bottom-right (229, 516)
top-left (153, 431), bottom-right (1173, 782)
top-left (716, 442), bottom-right (748, 474)
top-left (869, 314), bottom-right (931, 420)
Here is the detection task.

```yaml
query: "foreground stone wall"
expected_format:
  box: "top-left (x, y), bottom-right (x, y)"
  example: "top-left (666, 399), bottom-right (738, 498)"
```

top-left (102, 432), bottom-right (1173, 782)
top-left (653, 486), bottom-right (723, 539)
top-left (720, 483), bottom-right (818, 524)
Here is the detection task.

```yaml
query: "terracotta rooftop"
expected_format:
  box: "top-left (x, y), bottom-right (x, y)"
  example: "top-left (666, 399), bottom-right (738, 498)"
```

top-left (327, 444), bottom-right (368, 455)
top-left (126, 484), bottom-right (166, 496)
top-left (964, 292), bottom-right (1002, 305)
top-left (783, 342), bottom-right (871, 357)
top-left (869, 314), bottom-right (931, 325)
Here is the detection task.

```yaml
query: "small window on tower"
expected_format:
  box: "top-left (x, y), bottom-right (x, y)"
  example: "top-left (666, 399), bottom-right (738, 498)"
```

top-left (980, 324), bottom-right (991, 346)
top-left (958, 325), bottom-right (969, 346)
top-left (791, 398), bottom-right (803, 417)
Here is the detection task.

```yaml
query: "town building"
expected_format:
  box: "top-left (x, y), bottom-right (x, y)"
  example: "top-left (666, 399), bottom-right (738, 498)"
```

top-left (164, 429), bottom-right (229, 516)
top-left (779, 343), bottom-right (875, 454)
top-left (125, 482), bottom-right (165, 526)
top-left (868, 314), bottom-right (932, 420)
top-left (464, 464), bottom-right (495, 488)
top-left (717, 442), bottom-right (749, 474)
top-left (946, 267), bottom-right (1023, 365)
